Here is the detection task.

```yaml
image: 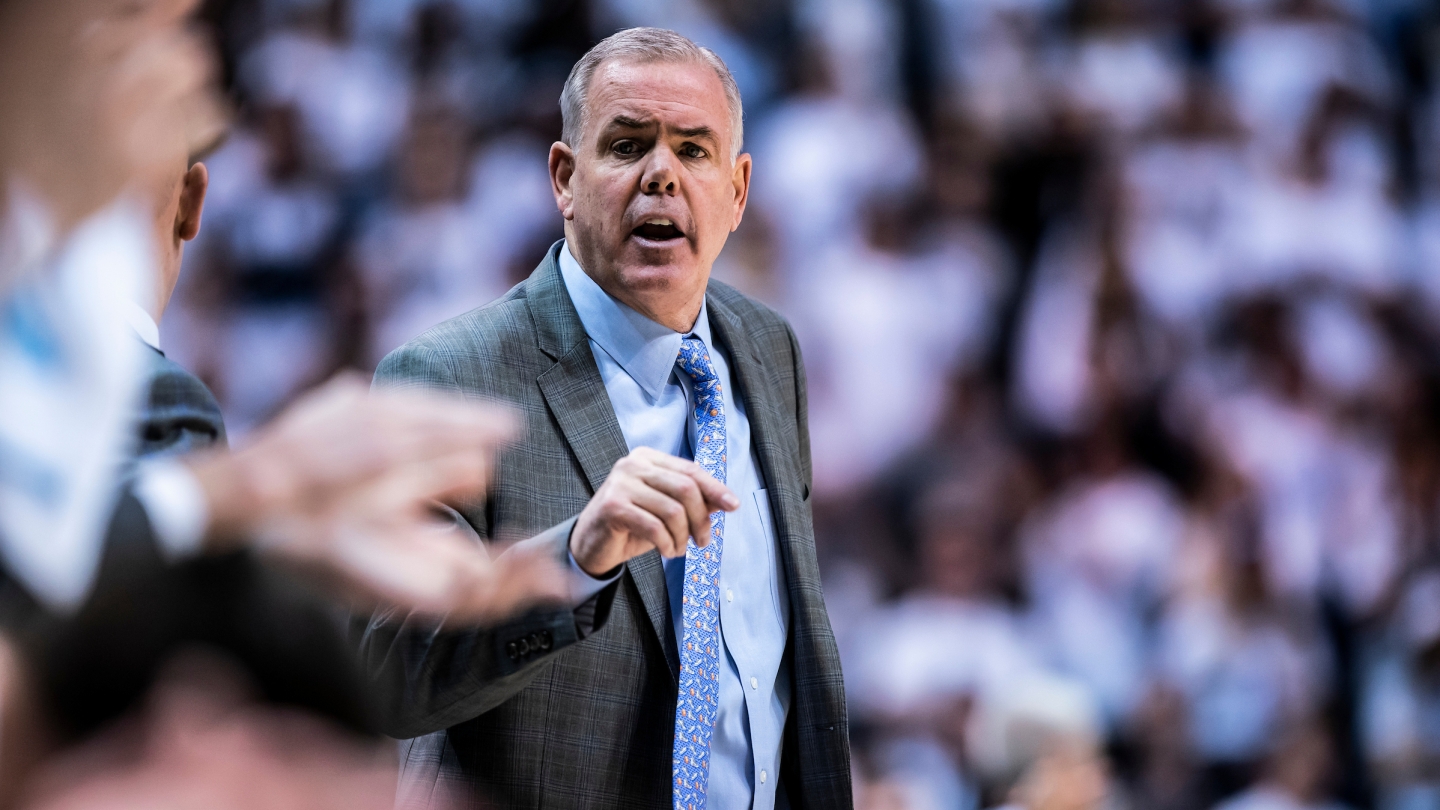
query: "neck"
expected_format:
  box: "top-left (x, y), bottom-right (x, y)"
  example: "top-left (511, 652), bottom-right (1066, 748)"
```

top-left (637, 295), bottom-right (703, 334)
top-left (152, 250), bottom-right (183, 324)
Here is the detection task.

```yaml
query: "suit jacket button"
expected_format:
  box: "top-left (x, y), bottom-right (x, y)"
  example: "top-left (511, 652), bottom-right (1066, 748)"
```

top-left (506, 642), bottom-right (519, 661)
top-left (517, 638), bottom-right (531, 656)
top-left (538, 630), bottom-right (553, 650)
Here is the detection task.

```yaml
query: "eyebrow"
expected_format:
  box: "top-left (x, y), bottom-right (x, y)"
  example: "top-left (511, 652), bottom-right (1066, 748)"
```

top-left (675, 125), bottom-right (717, 143)
top-left (604, 116), bottom-right (719, 144)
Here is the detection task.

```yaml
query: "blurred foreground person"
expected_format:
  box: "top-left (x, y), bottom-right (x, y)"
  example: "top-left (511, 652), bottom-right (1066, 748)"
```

top-left (15, 653), bottom-right (403, 810)
top-left (0, 0), bottom-right (562, 639)
top-left (0, 0), bottom-right (566, 802)
top-left (129, 146), bottom-right (222, 456)
top-left (366, 27), bottom-right (850, 809)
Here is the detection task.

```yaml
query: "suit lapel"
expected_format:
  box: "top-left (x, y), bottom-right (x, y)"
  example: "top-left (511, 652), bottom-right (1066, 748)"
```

top-left (535, 345), bottom-right (629, 492)
top-left (706, 292), bottom-right (812, 618)
top-left (526, 244), bottom-right (675, 672)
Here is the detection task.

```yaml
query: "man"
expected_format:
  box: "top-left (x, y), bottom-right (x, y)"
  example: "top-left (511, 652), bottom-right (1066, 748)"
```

top-left (0, 0), bottom-right (564, 627)
top-left (366, 28), bottom-right (851, 809)
top-left (0, 0), bottom-right (570, 766)
top-left (28, 148), bottom-right (385, 746)
top-left (126, 153), bottom-right (224, 456)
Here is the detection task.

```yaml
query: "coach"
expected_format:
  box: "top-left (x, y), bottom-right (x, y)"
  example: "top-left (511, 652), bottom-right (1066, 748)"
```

top-left (365, 28), bottom-right (850, 809)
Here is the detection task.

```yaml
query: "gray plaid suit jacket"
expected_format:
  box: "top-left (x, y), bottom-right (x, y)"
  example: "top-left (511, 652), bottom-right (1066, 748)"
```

top-left (363, 242), bottom-right (852, 809)
top-left (134, 344), bottom-right (227, 457)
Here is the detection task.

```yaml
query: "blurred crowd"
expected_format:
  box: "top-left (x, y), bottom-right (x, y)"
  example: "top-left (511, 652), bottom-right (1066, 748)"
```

top-left (167, 0), bottom-right (1440, 808)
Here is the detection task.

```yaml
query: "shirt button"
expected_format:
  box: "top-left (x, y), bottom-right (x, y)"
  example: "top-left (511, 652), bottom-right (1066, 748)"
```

top-left (750, 676), bottom-right (758, 690)
top-left (760, 770), bottom-right (768, 784)
top-left (726, 589), bottom-right (734, 603)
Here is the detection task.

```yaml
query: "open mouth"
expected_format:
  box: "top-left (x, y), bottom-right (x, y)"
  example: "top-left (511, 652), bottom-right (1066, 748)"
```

top-left (631, 218), bottom-right (685, 243)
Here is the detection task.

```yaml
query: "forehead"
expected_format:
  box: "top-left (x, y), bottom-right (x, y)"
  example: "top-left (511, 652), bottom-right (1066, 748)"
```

top-left (584, 57), bottom-right (732, 138)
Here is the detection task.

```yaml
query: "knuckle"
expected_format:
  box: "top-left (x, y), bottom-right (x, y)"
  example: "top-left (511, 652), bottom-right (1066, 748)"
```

top-left (597, 499), bottom-right (625, 524)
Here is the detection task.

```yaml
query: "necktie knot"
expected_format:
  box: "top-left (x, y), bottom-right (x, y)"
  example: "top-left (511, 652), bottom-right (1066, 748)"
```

top-left (676, 337), bottom-right (720, 387)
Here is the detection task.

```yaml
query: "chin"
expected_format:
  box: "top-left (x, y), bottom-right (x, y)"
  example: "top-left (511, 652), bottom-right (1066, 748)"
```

top-left (615, 261), bottom-right (699, 294)
top-left (615, 240), bottom-right (706, 290)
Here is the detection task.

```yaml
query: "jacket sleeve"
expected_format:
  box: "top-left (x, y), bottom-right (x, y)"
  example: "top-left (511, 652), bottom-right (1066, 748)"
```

top-left (360, 343), bottom-right (618, 739)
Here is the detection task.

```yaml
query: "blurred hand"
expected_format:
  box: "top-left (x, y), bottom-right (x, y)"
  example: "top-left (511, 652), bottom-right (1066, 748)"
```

top-left (570, 447), bottom-right (739, 578)
top-left (0, 0), bottom-right (225, 274)
top-left (0, 634), bottom-right (55, 810)
top-left (186, 374), bottom-right (567, 625)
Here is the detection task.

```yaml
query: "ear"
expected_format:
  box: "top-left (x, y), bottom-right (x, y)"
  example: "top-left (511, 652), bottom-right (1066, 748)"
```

top-left (730, 152), bottom-right (752, 232)
top-left (549, 142), bottom-right (577, 221)
top-left (175, 162), bottom-right (209, 242)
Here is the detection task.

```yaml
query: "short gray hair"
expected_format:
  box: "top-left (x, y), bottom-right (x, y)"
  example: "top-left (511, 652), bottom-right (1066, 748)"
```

top-left (560, 27), bottom-right (744, 160)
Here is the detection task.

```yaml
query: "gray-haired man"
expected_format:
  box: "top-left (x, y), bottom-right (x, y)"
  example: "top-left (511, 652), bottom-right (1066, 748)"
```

top-left (365, 27), bottom-right (852, 810)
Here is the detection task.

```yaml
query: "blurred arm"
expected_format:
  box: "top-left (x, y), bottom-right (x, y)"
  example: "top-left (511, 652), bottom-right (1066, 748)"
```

top-left (182, 374), bottom-right (567, 625)
top-left (355, 345), bottom-right (616, 739)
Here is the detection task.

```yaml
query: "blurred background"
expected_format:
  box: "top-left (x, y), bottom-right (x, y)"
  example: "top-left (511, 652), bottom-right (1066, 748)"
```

top-left (168, 0), bottom-right (1440, 807)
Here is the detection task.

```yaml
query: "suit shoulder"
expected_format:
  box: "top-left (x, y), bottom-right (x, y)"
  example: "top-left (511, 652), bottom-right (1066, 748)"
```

top-left (706, 278), bottom-right (799, 365)
top-left (145, 351), bottom-right (221, 410)
top-left (706, 278), bottom-right (793, 333)
top-left (375, 284), bottom-right (538, 391)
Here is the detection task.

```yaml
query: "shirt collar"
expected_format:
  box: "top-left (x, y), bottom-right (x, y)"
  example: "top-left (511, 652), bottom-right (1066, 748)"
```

top-left (558, 240), bottom-right (711, 400)
top-left (123, 301), bottom-right (161, 352)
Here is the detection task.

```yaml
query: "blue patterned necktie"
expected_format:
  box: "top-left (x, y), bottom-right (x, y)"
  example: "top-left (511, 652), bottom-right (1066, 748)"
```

top-left (672, 336), bottom-right (727, 810)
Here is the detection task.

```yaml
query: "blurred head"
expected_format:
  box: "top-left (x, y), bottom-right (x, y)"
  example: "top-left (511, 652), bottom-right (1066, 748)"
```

top-left (399, 107), bottom-right (470, 206)
top-left (914, 481), bottom-right (998, 600)
top-left (1006, 737), bottom-right (1112, 810)
top-left (0, 0), bottom-right (222, 297)
top-left (260, 104), bottom-right (304, 182)
top-left (1266, 720), bottom-right (1334, 803)
top-left (147, 156), bottom-right (208, 321)
top-left (549, 28), bottom-right (751, 332)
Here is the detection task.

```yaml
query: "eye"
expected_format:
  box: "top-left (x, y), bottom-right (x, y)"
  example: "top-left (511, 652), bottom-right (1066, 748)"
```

top-left (680, 143), bottom-right (708, 159)
top-left (612, 140), bottom-right (640, 156)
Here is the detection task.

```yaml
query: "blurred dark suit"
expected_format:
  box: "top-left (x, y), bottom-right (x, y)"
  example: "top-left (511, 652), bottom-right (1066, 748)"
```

top-left (363, 242), bottom-right (852, 809)
top-left (20, 342), bottom-right (375, 741)
top-left (133, 345), bottom-right (227, 457)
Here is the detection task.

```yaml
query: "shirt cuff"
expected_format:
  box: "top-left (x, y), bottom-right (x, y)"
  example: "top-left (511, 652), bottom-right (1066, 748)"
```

top-left (568, 548), bottom-right (621, 607)
top-left (131, 458), bottom-right (209, 561)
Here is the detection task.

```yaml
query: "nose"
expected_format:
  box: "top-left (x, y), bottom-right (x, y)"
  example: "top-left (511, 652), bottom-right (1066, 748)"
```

top-left (640, 149), bottom-right (678, 195)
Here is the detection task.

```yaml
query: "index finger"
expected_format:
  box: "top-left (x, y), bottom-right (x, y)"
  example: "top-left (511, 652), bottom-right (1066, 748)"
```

top-left (647, 454), bottom-right (739, 512)
top-left (368, 391), bottom-right (522, 451)
top-left (303, 376), bottom-right (523, 457)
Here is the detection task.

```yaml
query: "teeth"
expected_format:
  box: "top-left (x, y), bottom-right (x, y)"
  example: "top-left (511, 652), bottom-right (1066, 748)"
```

top-left (644, 218), bottom-right (673, 227)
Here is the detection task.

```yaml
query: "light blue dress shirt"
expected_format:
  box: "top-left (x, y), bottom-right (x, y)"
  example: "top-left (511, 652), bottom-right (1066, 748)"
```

top-left (559, 242), bottom-right (792, 810)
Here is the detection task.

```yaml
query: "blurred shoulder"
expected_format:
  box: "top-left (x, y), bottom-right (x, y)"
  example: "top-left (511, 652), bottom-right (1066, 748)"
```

top-left (374, 281), bottom-right (538, 394)
top-left (705, 278), bottom-right (799, 357)
top-left (137, 347), bottom-right (228, 454)
top-left (145, 349), bottom-right (216, 403)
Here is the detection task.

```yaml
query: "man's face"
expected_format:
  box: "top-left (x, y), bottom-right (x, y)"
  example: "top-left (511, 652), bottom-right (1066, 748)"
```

top-left (551, 57), bottom-right (750, 329)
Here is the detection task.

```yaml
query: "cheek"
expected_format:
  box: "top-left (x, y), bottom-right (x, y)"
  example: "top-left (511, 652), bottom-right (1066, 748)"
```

top-left (696, 185), bottom-right (739, 240)
top-left (580, 176), bottom-right (635, 233)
